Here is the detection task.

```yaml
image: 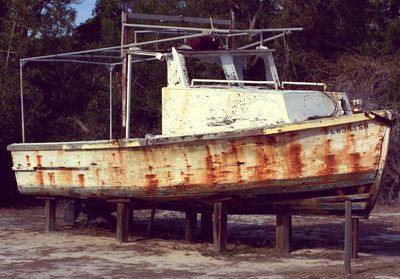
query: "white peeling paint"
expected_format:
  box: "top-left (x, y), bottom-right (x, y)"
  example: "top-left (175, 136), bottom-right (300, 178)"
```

top-left (162, 87), bottom-right (345, 136)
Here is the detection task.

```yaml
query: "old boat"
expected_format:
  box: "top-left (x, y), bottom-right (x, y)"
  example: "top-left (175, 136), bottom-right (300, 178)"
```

top-left (8, 13), bottom-right (394, 218)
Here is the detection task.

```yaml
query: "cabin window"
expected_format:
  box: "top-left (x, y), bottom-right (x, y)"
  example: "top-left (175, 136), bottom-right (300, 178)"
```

top-left (185, 57), bottom-right (225, 81)
top-left (242, 56), bottom-right (267, 81)
top-left (182, 52), bottom-right (278, 86)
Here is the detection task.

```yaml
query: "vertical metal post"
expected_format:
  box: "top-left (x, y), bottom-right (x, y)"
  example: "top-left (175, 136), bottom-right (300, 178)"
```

top-left (121, 24), bottom-right (126, 54)
top-left (121, 11), bottom-right (128, 138)
top-left (19, 60), bottom-right (26, 143)
top-left (344, 200), bottom-right (352, 274)
top-left (107, 64), bottom-right (115, 140)
top-left (125, 53), bottom-right (132, 139)
top-left (227, 10), bottom-right (235, 49)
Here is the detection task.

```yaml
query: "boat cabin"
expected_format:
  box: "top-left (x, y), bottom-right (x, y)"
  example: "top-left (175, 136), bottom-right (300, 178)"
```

top-left (130, 47), bottom-right (352, 136)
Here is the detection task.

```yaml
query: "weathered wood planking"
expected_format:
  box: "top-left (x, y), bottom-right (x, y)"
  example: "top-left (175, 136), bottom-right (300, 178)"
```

top-left (8, 111), bottom-right (392, 216)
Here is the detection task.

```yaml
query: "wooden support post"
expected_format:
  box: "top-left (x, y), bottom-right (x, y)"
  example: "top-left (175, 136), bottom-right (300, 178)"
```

top-left (128, 209), bottom-right (134, 233)
top-left (63, 199), bottom-right (79, 225)
top-left (344, 200), bottom-right (352, 274)
top-left (200, 212), bottom-right (213, 241)
top-left (351, 218), bottom-right (359, 259)
top-left (213, 201), bottom-right (227, 253)
top-left (44, 198), bottom-right (56, 233)
top-left (116, 202), bottom-right (130, 243)
top-left (184, 210), bottom-right (197, 242)
top-left (146, 208), bottom-right (156, 238)
top-left (276, 214), bottom-right (292, 255)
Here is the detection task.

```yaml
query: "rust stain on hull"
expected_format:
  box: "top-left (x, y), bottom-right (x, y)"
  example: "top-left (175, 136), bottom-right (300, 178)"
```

top-left (25, 155), bottom-right (31, 167)
top-left (36, 155), bottom-right (43, 167)
top-left (145, 173), bottom-right (159, 195)
top-left (78, 174), bottom-right (85, 187)
top-left (318, 139), bottom-right (338, 177)
top-left (287, 143), bottom-right (304, 178)
top-left (252, 136), bottom-right (277, 181)
top-left (48, 172), bottom-right (55, 186)
top-left (204, 145), bottom-right (217, 186)
top-left (36, 171), bottom-right (44, 186)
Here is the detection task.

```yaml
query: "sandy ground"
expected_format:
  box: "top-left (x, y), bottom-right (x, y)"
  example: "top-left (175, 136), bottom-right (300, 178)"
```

top-left (0, 204), bottom-right (399, 279)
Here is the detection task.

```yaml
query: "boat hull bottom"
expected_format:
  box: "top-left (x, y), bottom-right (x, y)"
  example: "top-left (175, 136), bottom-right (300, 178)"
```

top-left (19, 182), bottom-right (375, 218)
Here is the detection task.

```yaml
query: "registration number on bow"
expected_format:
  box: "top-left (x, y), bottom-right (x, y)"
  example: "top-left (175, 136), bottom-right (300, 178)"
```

top-left (325, 122), bottom-right (368, 135)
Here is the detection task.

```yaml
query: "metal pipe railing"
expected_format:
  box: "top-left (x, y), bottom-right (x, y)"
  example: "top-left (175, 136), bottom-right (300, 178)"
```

top-left (127, 12), bottom-right (232, 26)
top-left (125, 54), bottom-right (132, 139)
top-left (107, 65), bottom-right (115, 140)
top-left (281, 81), bottom-right (327, 91)
top-left (19, 61), bottom-right (25, 143)
top-left (124, 23), bottom-right (303, 35)
top-left (239, 32), bottom-right (286, 50)
top-left (191, 79), bottom-right (278, 89)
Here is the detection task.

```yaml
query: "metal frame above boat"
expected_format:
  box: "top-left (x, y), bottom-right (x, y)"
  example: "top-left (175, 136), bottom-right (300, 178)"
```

top-left (17, 12), bottom-right (303, 143)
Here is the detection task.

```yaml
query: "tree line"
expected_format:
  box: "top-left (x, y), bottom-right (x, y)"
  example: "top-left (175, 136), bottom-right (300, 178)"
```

top-left (0, 0), bottom-right (399, 205)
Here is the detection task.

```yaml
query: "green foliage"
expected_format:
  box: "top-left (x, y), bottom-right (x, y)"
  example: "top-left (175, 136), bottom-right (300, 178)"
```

top-left (367, 0), bottom-right (400, 53)
top-left (93, 0), bottom-right (123, 45)
top-left (0, 0), bottom-right (79, 204)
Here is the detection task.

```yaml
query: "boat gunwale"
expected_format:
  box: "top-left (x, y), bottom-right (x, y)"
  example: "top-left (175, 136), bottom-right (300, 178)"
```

top-left (7, 109), bottom-right (392, 151)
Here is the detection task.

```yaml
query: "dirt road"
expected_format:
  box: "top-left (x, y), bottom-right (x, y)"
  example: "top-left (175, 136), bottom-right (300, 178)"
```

top-left (0, 205), bottom-right (399, 278)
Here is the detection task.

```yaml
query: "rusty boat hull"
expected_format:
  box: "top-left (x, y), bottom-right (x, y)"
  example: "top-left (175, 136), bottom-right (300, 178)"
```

top-left (8, 111), bottom-right (392, 217)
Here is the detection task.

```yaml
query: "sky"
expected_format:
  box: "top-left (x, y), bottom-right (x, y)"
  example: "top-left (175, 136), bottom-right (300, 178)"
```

top-left (71, 0), bottom-right (97, 25)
